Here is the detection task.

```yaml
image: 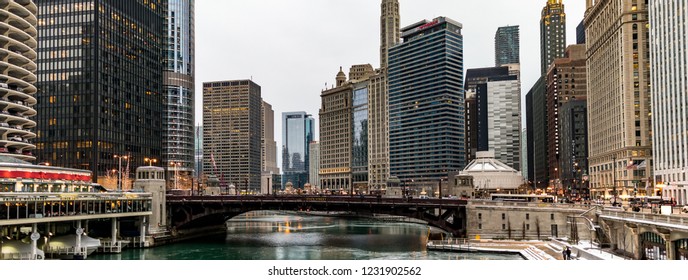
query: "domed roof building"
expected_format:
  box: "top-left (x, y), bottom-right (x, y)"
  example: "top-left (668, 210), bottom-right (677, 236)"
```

top-left (460, 151), bottom-right (525, 194)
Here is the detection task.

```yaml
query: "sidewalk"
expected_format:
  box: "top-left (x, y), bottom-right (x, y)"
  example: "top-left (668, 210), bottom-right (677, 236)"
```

top-left (428, 238), bottom-right (629, 260)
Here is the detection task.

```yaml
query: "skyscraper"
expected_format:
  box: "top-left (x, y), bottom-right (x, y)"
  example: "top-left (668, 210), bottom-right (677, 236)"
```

top-left (465, 67), bottom-right (510, 164)
top-left (367, 69), bottom-right (389, 193)
top-left (379, 0), bottom-right (399, 69)
top-left (368, 0), bottom-right (399, 194)
top-left (352, 78), bottom-right (369, 193)
top-left (261, 101), bottom-right (278, 193)
top-left (309, 141), bottom-right (320, 189)
top-left (319, 68), bottom-right (353, 193)
top-left (495, 26), bottom-right (520, 67)
top-left (0, 1), bottom-right (36, 162)
top-left (162, 0), bottom-right (195, 181)
top-left (35, 0), bottom-right (164, 184)
top-left (282, 112), bottom-right (314, 188)
top-left (576, 20), bottom-right (586, 44)
top-left (528, 77), bottom-right (548, 190)
top-left (559, 100), bottom-right (588, 199)
top-left (545, 45), bottom-right (586, 190)
top-left (540, 0), bottom-right (566, 75)
top-left (651, 0), bottom-right (687, 203)
top-left (262, 101), bottom-right (278, 174)
top-left (389, 17), bottom-right (465, 189)
top-left (476, 75), bottom-right (521, 171)
top-left (586, 0), bottom-right (652, 199)
top-left (203, 80), bottom-right (262, 193)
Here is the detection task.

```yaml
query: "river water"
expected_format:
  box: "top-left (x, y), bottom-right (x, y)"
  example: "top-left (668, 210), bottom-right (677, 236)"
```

top-left (89, 211), bottom-right (522, 260)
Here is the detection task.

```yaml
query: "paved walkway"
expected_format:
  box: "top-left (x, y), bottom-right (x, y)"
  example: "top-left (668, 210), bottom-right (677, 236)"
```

top-left (427, 239), bottom-right (626, 260)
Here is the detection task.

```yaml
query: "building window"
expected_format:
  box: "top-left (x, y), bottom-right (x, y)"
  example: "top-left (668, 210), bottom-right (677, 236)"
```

top-left (526, 224), bottom-right (530, 230)
top-left (502, 224), bottom-right (506, 230)
top-left (551, 214), bottom-right (555, 220)
top-left (502, 213), bottom-right (506, 220)
top-left (478, 213), bottom-right (482, 220)
top-left (479, 224), bottom-right (482, 230)
top-left (526, 213), bottom-right (530, 220)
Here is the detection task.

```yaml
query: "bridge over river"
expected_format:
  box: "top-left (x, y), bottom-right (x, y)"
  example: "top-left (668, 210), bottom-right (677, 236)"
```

top-left (166, 195), bottom-right (468, 237)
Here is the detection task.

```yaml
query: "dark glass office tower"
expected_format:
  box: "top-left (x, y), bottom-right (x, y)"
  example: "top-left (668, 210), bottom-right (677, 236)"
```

top-left (389, 17), bottom-right (465, 189)
top-left (281, 112), bottom-right (314, 189)
top-left (35, 0), bottom-right (164, 185)
top-left (162, 0), bottom-right (195, 180)
top-left (495, 25), bottom-right (520, 66)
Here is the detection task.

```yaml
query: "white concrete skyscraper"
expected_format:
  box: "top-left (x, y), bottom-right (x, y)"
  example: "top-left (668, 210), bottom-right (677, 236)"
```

top-left (651, 0), bottom-right (688, 204)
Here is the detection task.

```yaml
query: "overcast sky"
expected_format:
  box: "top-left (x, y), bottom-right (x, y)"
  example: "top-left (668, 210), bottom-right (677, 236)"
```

top-left (195, 0), bottom-right (586, 166)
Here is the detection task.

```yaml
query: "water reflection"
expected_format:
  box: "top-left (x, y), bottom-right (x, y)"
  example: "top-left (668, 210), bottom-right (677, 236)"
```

top-left (89, 211), bottom-right (522, 260)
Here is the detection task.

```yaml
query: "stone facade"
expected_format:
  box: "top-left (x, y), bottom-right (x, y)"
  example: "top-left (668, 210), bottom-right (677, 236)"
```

top-left (467, 201), bottom-right (590, 241)
top-left (585, 0), bottom-right (652, 199)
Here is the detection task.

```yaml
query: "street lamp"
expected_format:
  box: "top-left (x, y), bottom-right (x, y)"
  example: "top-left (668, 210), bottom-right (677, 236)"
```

top-left (144, 158), bottom-right (158, 166)
top-left (114, 154), bottom-right (129, 191)
top-left (612, 154), bottom-right (618, 205)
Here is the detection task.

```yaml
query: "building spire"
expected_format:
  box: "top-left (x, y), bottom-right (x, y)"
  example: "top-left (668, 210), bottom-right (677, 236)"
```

top-left (380, 0), bottom-right (400, 69)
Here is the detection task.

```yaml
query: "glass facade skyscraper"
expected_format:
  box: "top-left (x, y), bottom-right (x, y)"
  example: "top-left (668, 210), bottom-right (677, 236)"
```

top-left (162, 0), bottom-right (195, 178)
top-left (352, 82), bottom-right (368, 189)
top-left (495, 25), bottom-right (520, 67)
top-left (35, 0), bottom-right (164, 184)
top-left (389, 16), bottom-right (465, 188)
top-left (281, 112), bottom-right (314, 188)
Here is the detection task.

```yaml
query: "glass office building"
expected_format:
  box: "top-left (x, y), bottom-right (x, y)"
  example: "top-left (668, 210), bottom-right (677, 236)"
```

top-left (281, 112), bottom-right (314, 188)
top-left (162, 0), bottom-right (195, 178)
top-left (388, 16), bottom-right (465, 188)
top-left (495, 25), bottom-right (520, 67)
top-left (34, 0), bottom-right (164, 183)
top-left (352, 82), bottom-right (368, 190)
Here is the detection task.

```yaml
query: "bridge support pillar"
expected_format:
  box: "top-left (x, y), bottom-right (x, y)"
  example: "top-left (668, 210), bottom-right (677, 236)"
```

top-left (627, 226), bottom-right (642, 260)
top-left (111, 218), bottom-right (118, 244)
top-left (31, 223), bottom-right (37, 260)
top-left (660, 233), bottom-right (674, 260)
top-left (75, 220), bottom-right (83, 259)
top-left (140, 216), bottom-right (146, 246)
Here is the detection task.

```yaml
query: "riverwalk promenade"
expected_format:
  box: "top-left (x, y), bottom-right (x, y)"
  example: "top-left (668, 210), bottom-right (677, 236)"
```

top-left (427, 238), bottom-right (626, 260)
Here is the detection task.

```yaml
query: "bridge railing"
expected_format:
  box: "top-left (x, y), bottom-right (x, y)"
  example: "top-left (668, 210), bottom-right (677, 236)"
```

top-left (166, 195), bottom-right (468, 206)
top-left (469, 200), bottom-right (594, 210)
top-left (600, 209), bottom-right (688, 228)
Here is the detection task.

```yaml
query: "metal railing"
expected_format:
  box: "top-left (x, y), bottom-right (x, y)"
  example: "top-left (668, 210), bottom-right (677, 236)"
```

top-left (469, 200), bottom-right (594, 210)
top-left (427, 238), bottom-right (472, 251)
top-left (600, 209), bottom-right (688, 228)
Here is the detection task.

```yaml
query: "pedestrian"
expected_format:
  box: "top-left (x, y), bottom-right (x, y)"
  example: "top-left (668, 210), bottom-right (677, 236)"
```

top-left (562, 247), bottom-right (567, 260)
top-left (566, 246), bottom-right (572, 260)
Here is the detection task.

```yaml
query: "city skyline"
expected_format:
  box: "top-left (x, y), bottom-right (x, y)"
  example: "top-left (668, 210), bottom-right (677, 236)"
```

top-left (195, 0), bottom-right (586, 167)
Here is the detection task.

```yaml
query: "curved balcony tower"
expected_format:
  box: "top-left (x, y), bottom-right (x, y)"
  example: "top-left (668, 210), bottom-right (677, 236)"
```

top-left (0, 0), bottom-right (37, 161)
